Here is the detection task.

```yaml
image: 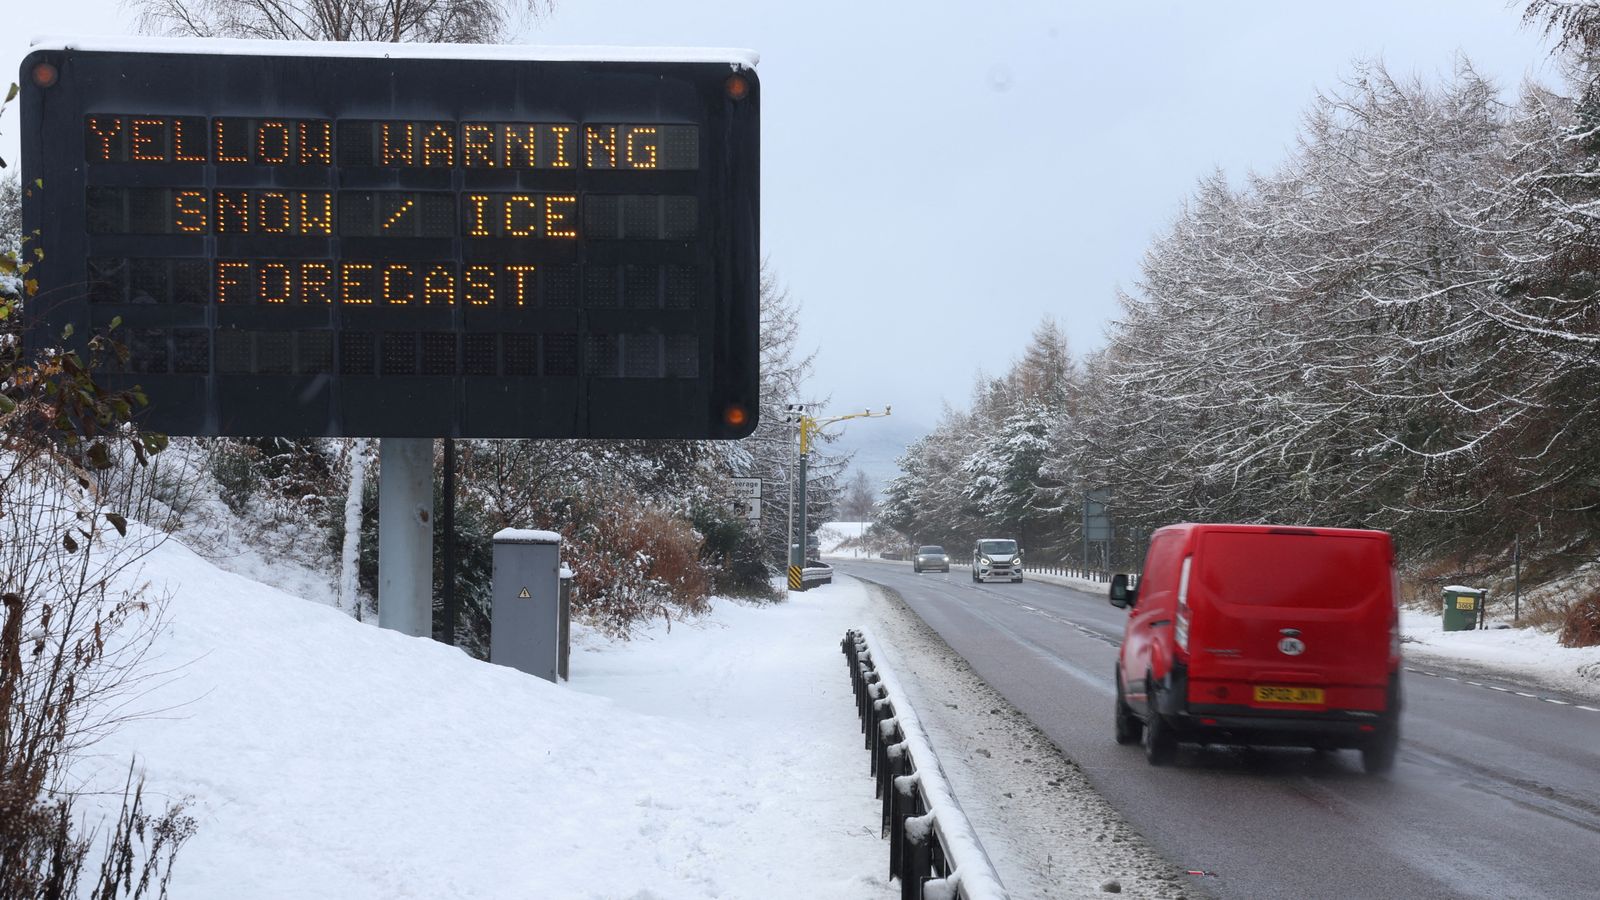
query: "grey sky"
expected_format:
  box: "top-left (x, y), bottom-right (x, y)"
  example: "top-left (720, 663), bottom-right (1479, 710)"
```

top-left (5, 1), bottom-right (1558, 433)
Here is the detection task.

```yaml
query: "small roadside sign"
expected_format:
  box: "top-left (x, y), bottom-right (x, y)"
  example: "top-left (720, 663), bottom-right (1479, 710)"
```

top-left (732, 477), bottom-right (762, 521)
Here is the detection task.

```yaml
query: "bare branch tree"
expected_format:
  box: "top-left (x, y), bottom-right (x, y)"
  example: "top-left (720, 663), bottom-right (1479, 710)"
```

top-left (1524, 0), bottom-right (1600, 54)
top-left (130, 0), bottom-right (553, 44)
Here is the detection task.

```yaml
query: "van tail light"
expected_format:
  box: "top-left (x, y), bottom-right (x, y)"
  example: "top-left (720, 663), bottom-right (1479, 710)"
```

top-left (1175, 555), bottom-right (1193, 652)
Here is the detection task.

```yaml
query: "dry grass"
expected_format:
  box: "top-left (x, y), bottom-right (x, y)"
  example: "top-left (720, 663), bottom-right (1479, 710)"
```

top-left (1560, 590), bottom-right (1600, 648)
top-left (1398, 549), bottom-right (1600, 630)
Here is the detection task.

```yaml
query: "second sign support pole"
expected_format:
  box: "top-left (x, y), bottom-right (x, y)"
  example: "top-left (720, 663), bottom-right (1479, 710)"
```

top-left (378, 437), bottom-right (435, 638)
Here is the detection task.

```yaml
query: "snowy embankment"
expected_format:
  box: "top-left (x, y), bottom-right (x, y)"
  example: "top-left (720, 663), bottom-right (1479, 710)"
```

top-left (77, 526), bottom-right (896, 899)
top-left (1399, 610), bottom-right (1600, 701)
top-left (817, 521), bottom-right (872, 557)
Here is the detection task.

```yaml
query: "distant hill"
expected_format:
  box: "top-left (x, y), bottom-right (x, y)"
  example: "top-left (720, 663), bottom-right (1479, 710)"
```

top-left (820, 417), bottom-right (929, 497)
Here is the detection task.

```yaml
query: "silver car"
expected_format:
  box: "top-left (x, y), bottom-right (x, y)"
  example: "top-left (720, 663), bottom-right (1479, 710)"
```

top-left (913, 545), bottom-right (950, 573)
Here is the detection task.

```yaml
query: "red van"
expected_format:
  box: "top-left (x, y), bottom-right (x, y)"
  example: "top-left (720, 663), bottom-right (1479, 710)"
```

top-left (1109, 524), bottom-right (1401, 773)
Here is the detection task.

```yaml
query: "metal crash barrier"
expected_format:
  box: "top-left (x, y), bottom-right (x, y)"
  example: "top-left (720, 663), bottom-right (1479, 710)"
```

top-left (842, 630), bottom-right (1008, 900)
top-left (790, 561), bottom-right (835, 591)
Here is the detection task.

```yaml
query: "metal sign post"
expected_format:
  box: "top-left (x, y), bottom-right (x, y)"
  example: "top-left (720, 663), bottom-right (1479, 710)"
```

top-left (1513, 533), bottom-right (1521, 623)
top-left (1084, 488), bottom-right (1112, 578)
top-left (377, 437), bottom-right (433, 637)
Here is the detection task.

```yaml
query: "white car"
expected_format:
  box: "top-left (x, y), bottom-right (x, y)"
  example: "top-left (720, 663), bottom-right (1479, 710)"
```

top-left (972, 539), bottom-right (1023, 583)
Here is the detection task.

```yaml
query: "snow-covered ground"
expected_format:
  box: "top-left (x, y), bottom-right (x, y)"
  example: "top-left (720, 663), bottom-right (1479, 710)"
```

top-left (817, 520), bottom-right (873, 556)
top-left (76, 526), bottom-right (900, 899)
top-left (1399, 609), bottom-right (1600, 701)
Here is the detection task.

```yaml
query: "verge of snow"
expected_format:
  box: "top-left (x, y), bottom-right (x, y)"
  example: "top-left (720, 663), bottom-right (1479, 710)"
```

top-left (30, 34), bottom-right (759, 68)
top-left (854, 628), bottom-right (1008, 900)
top-left (1400, 609), bottom-right (1600, 701)
top-left (73, 526), bottom-right (891, 899)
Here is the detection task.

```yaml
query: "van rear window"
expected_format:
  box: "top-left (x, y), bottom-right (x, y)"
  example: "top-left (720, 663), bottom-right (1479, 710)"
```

top-left (1194, 532), bottom-right (1387, 609)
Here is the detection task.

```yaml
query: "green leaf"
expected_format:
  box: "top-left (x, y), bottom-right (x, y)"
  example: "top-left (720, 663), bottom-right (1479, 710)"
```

top-left (4, 83), bottom-right (17, 103)
top-left (0, 252), bottom-right (15, 274)
top-left (108, 315), bottom-right (122, 331)
top-left (61, 322), bottom-right (73, 339)
top-left (24, 278), bottom-right (38, 297)
top-left (105, 512), bottom-right (128, 537)
top-left (0, 394), bottom-right (14, 414)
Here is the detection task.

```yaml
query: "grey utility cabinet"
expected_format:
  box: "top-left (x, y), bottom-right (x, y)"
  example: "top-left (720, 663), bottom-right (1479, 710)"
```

top-left (490, 529), bottom-right (563, 682)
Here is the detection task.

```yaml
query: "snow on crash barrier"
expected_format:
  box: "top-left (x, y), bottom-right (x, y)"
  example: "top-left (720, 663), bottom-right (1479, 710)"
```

top-left (841, 629), bottom-right (1008, 900)
top-left (803, 563), bottom-right (834, 586)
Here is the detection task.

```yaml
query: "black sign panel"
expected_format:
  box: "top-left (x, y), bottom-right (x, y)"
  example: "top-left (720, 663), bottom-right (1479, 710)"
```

top-left (20, 43), bottom-right (759, 438)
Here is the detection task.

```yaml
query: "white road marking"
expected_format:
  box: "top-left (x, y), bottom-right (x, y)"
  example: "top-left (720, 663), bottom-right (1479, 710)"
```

top-left (1514, 691), bottom-right (1537, 698)
top-left (1542, 698), bottom-right (1570, 705)
top-left (1489, 686), bottom-right (1511, 692)
top-left (1579, 706), bottom-right (1600, 713)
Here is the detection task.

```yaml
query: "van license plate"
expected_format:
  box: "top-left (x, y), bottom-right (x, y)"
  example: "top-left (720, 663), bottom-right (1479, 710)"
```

top-left (1254, 686), bottom-right (1324, 704)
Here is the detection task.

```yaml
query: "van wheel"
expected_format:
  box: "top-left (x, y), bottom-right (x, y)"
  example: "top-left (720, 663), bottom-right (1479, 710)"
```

top-left (1361, 723), bottom-right (1399, 775)
top-left (1114, 669), bottom-right (1142, 745)
top-left (1143, 679), bottom-right (1178, 766)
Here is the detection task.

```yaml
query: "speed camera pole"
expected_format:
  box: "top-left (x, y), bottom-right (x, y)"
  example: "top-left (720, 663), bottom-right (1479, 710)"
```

top-left (787, 405), bottom-right (891, 591)
top-left (783, 405), bottom-right (805, 590)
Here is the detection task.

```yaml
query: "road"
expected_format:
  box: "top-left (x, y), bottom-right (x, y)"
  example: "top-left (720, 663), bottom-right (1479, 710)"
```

top-left (833, 559), bottom-right (1600, 900)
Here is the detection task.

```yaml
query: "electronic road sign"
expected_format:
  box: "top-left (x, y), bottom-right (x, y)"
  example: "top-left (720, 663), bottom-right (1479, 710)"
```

top-left (19, 39), bottom-right (760, 438)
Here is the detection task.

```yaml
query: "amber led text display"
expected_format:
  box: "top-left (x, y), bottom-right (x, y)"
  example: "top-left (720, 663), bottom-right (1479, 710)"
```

top-left (21, 50), bottom-right (758, 438)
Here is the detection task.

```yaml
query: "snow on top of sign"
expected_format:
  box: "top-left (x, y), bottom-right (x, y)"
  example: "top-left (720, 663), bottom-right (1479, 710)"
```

top-left (29, 34), bottom-right (758, 69)
top-left (1443, 585), bottom-right (1485, 594)
top-left (493, 528), bottom-right (562, 544)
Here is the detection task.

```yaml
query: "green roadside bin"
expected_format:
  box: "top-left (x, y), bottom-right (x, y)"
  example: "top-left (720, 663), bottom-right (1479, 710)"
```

top-left (1443, 586), bottom-right (1486, 631)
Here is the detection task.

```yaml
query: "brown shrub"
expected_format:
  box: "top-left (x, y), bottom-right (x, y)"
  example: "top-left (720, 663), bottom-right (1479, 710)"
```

top-left (568, 499), bottom-right (711, 639)
top-left (1559, 591), bottom-right (1600, 648)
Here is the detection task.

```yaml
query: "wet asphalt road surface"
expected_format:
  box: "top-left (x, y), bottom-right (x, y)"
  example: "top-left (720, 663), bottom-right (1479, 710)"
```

top-left (834, 560), bottom-right (1600, 899)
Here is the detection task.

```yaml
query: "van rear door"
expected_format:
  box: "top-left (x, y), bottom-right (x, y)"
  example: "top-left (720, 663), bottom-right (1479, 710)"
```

top-left (1186, 528), bottom-right (1394, 712)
